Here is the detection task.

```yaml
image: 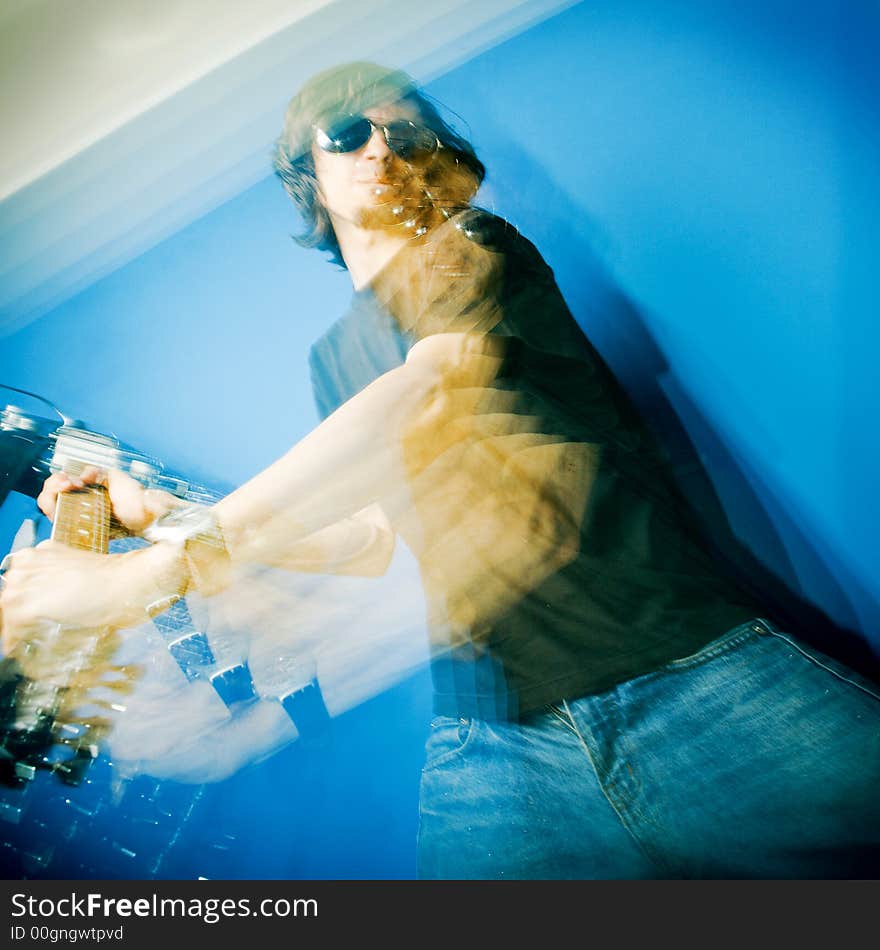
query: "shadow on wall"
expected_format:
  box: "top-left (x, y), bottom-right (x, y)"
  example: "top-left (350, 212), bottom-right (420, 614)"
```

top-left (476, 135), bottom-right (880, 681)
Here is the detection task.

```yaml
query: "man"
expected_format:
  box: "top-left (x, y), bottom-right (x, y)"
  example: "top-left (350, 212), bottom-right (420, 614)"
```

top-left (2, 61), bottom-right (879, 878)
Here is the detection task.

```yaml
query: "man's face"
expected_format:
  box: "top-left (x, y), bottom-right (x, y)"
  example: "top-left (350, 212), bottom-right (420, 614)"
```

top-left (311, 99), bottom-right (430, 231)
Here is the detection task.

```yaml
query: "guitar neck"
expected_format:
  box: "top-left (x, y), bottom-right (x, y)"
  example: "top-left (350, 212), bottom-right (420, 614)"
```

top-left (22, 469), bottom-right (119, 780)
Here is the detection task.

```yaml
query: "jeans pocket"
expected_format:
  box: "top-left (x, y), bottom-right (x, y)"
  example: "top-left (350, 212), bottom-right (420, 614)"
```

top-left (660, 619), bottom-right (765, 673)
top-left (422, 715), bottom-right (480, 772)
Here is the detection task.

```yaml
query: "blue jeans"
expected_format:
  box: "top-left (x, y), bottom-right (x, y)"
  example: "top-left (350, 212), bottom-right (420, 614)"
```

top-left (417, 619), bottom-right (880, 878)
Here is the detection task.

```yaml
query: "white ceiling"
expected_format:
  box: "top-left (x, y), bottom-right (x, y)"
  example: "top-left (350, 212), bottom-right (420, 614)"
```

top-left (0, 0), bottom-right (573, 335)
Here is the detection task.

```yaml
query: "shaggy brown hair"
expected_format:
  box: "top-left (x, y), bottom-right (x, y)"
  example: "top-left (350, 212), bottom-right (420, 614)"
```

top-left (274, 61), bottom-right (485, 267)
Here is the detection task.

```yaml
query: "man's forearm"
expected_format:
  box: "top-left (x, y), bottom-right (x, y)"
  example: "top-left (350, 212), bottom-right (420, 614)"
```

top-left (212, 357), bottom-right (435, 568)
top-left (211, 333), bottom-right (509, 576)
top-left (247, 505), bottom-right (395, 577)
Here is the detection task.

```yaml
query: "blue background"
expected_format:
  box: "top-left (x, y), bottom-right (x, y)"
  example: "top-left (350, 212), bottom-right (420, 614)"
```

top-left (1, 0), bottom-right (877, 878)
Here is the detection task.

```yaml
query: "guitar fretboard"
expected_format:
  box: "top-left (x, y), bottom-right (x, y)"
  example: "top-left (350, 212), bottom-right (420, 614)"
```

top-left (51, 477), bottom-right (110, 554)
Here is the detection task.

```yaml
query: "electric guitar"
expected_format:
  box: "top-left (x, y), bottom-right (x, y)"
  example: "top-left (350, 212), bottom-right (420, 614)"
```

top-left (0, 387), bottom-right (327, 878)
top-left (0, 396), bottom-right (228, 787)
top-left (0, 390), bottom-right (253, 877)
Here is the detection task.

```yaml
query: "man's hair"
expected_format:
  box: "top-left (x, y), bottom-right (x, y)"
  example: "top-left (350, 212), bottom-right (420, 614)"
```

top-left (273, 61), bottom-right (486, 267)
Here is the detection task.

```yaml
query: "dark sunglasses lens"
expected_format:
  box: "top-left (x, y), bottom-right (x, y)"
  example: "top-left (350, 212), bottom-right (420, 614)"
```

top-left (316, 116), bottom-right (373, 153)
top-left (384, 122), bottom-right (438, 159)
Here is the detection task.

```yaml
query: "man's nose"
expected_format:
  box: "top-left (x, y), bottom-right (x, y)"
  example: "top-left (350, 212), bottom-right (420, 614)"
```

top-left (360, 126), bottom-right (392, 161)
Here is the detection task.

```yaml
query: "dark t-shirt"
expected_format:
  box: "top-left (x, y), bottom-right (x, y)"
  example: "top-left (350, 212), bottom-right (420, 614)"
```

top-left (309, 211), bottom-right (762, 718)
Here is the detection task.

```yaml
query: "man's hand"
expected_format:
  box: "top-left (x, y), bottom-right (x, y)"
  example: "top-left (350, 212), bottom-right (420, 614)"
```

top-left (0, 542), bottom-right (140, 655)
top-left (0, 539), bottom-right (188, 658)
top-left (37, 466), bottom-right (179, 536)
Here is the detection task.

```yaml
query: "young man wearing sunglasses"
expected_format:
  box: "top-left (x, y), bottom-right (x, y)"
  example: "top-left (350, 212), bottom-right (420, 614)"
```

top-left (3, 61), bottom-right (879, 879)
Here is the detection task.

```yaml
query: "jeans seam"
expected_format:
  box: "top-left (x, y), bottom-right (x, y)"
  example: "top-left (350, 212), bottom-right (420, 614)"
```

top-left (547, 702), bottom-right (579, 736)
top-left (561, 698), bottom-right (671, 878)
top-left (765, 628), bottom-right (880, 704)
top-left (422, 716), bottom-right (480, 772)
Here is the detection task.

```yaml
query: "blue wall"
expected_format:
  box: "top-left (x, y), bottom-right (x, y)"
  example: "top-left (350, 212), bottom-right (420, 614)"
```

top-left (2, 0), bottom-right (877, 878)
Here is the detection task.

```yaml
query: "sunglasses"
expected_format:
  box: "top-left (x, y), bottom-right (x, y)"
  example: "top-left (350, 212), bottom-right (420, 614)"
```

top-left (314, 115), bottom-right (440, 160)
